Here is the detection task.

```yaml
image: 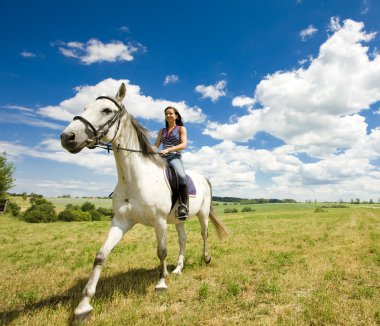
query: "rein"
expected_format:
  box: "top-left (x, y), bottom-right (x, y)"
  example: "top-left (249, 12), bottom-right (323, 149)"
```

top-left (94, 142), bottom-right (158, 155)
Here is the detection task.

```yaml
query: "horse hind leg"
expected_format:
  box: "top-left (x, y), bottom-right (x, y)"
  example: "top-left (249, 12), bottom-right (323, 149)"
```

top-left (173, 222), bottom-right (187, 274)
top-left (197, 210), bottom-right (212, 264)
top-left (74, 220), bottom-right (133, 320)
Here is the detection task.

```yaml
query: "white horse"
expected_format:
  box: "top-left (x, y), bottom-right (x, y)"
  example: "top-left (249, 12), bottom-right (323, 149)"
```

top-left (60, 83), bottom-right (228, 319)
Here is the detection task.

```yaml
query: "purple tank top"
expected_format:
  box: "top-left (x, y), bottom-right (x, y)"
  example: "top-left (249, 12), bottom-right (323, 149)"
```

top-left (162, 126), bottom-right (181, 150)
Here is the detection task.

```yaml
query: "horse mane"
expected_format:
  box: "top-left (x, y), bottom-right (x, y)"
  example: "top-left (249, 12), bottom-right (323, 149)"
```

top-left (129, 115), bottom-right (167, 168)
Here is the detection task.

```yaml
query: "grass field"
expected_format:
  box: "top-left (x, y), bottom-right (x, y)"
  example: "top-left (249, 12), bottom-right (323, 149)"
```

top-left (0, 201), bottom-right (379, 325)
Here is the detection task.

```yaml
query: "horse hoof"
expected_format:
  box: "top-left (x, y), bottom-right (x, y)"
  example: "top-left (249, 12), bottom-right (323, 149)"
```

top-left (74, 304), bottom-right (93, 322)
top-left (155, 278), bottom-right (167, 291)
top-left (172, 268), bottom-right (182, 275)
top-left (205, 255), bottom-right (212, 264)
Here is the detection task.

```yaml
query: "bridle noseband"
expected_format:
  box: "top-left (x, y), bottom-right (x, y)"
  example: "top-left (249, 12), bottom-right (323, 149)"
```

top-left (73, 96), bottom-right (126, 148)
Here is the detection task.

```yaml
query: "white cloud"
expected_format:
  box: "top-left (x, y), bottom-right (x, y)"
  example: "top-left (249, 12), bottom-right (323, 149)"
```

top-left (186, 137), bottom-right (380, 201)
top-left (38, 78), bottom-right (206, 124)
top-left (58, 38), bottom-right (140, 64)
top-left (20, 51), bottom-right (37, 58)
top-left (300, 25), bottom-right (318, 41)
top-left (328, 16), bottom-right (341, 32)
top-left (2, 105), bottom-right (34, 113)
top-left (232, 95), bottom-right (256, 108)
top-left (164, 74), bottom-right (179, 85)
top-left (182, 141), bottom-right (302, 198)
top-left (119, 26), bottom-right (130, 33)
top-left (0, 106), bottom-right (64, 130)
top-left (298, 59), bottom-right (308, 65)
top-left (14, 178), bottom-right (115, 198)
top-left (1, 139), bottom-right (116, 175)
top-left (361, 0), bottom-right (369, 15)
top-left (195, 80), bottom-right (227, 102)
top-left (204, 19), bottom-right (380, 158)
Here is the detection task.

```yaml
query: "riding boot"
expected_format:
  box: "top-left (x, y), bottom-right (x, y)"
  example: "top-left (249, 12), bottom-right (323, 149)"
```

top-left (177, 184), bottom-right (189, 221)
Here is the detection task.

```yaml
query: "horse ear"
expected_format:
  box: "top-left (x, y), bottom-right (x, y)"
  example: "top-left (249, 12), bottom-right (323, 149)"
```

top-left (116, 83), bottom-right (126, 101)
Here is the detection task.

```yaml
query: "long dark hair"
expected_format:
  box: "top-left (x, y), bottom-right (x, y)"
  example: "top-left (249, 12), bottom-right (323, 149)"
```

top-left (164, 106), bottom-right (184, 129)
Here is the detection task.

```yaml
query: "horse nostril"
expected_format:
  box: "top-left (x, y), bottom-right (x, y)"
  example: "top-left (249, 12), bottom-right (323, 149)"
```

top-left (60, 132), bottom-right (76, 142)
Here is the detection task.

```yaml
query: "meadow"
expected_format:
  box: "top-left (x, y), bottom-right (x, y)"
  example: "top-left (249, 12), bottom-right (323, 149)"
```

top-left (0, 200), bottom-right (379, 325)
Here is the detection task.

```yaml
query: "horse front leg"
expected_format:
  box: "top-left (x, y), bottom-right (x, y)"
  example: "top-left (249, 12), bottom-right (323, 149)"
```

top-left (74, 220), bottom-right (134, 319)
top-left (154, 218), bottom-right (169, 290)
top-left (173, 223), bottom-right (187, 274)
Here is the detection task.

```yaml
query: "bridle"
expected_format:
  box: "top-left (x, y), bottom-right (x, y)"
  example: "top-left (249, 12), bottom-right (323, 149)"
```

top-left (72, 96), bottom-right (159, 155)
top-left (73, 96), bottom-right (126, 149)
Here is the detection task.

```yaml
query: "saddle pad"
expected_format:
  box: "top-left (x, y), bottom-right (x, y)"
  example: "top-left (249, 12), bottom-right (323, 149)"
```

top-left (164, 168), bottom-right (196, 196)
top-left (186, 175), bottom-right (196, 196)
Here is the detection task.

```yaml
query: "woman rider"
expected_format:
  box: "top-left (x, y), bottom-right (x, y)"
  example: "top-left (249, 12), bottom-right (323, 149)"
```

top-left (154, 106), bottom-right (189, 220)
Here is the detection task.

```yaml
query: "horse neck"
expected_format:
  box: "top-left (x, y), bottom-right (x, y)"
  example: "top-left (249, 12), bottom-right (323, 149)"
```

top-left (111, 115), bottom-right (153, 183)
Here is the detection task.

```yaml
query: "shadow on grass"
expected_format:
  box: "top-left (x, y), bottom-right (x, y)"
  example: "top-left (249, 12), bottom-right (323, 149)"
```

top-left (0, 267), bottom-right (160, 325)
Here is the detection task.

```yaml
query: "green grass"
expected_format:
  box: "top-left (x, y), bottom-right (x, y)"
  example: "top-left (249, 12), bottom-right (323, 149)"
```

top-left (0, 203), bottom-right (379, 325)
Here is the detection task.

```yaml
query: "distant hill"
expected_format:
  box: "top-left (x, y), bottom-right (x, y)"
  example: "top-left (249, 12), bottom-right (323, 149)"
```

top-left (212, 196), bottom-right (297, 204)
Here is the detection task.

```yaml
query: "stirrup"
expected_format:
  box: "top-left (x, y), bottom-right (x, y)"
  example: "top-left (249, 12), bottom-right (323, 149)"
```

top-left (176, 205), bottom-right (188, 221)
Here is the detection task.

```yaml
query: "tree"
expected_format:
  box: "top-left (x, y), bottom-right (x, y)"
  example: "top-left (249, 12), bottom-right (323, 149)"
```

top-left (0, 152), bottom-right (15, 199)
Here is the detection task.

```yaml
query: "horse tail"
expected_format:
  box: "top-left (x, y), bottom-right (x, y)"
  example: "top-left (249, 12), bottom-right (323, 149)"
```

top-left (205, 177), bottom-right (228, 241)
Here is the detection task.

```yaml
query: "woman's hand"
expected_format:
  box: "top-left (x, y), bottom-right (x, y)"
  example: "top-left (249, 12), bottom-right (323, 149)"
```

top-left (160, 148), bottom-right (170, 155)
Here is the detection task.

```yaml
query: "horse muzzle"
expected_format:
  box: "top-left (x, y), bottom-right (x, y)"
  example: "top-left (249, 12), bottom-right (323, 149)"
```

top-left (60, 131), bottom-right (88, 153)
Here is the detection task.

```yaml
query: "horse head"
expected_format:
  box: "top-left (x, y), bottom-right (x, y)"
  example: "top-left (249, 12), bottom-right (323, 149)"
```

top-left (61, 83), bottom-right (126, 153)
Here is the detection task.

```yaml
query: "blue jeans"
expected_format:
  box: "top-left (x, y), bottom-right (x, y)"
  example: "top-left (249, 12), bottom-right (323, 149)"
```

top-left (165, 153), bottom-right (187, 185)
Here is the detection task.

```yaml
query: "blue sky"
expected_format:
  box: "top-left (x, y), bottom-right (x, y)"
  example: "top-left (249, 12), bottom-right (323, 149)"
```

top-left (1, 0), bottom-right (380, 201)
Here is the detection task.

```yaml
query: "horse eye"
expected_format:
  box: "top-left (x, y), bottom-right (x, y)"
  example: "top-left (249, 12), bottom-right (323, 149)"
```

top-left (102, 108), bottom-right (112, 114)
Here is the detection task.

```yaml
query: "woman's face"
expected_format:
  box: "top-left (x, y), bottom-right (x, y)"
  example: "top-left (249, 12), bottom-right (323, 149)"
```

top-left (165, 109), bottom-right (177, 123)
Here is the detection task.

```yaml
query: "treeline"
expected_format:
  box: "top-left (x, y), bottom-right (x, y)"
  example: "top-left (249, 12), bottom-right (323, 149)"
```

top-left (8, 193), bottom-right (111, 200)
top-left (212, 197), bottom-right (297, 204)
top-left (57, 194), bottom-right (111, 199)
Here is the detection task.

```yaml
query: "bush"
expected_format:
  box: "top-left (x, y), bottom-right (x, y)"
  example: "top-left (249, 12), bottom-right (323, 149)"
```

top-left (96, 207), bottom-right (113, 218)
top-left (89, 209), bottom-right (102, 221)
top-left (22, 199), bottom-right (57, 223)
top-left (321, 204), bottom-right (349, 209)
top-left (224, 208), bottom-right (238, 214)
top-left (241, 206), bottom-right (255, 212)
top-left (29, 193), bottom-right (44, 204)
top-left (81, 201), bottom-right (95, 212)
top-left (58, 209), bottom-right (91, 222)
top-left (7, 201), bottom-right (21, 216)
top-left (65, 203), bottom-right (81, 210)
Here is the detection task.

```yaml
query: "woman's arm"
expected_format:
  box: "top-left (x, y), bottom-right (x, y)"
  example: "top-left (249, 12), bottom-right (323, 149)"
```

top-left (153, 129), bottom-right (163, 151)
